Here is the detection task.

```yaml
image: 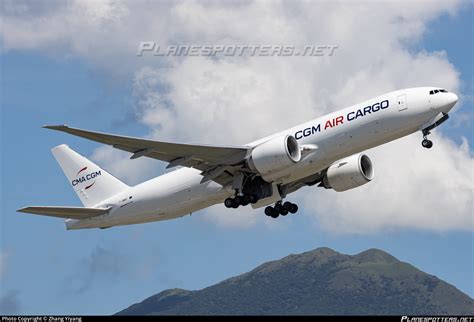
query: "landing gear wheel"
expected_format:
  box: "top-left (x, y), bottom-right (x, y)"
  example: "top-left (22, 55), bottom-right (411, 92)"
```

top-left (224, 198), bottom-right (234, 208)
top-left (289, 204), bottom-right (298, 214)
top-left (422, 139), bottom-right (433, 149)
top-left (264, 206), bottom-right (274, 216)
top-left (274, 203), bottom-right (283, 213)
top-left (240, 194), bottom-right (252, 206)
top-left (234, 195), bottom-right (242, 206)
top-left (283, 202), bottom-right (293, 211)
top-left (270, 210), bottom-right (279, 218)
top-left (231, 200), bottom-right (239, 208)
top-left (280, 209), bottom-right (288, 216)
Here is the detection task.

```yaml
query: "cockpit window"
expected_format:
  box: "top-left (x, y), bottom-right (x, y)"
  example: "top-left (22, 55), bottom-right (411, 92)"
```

top-left (429, 89), bottom-right (448, 95)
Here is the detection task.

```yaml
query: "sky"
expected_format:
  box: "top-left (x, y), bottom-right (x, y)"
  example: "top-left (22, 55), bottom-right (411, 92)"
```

top-left (0, 0), bottom-right (473, 315)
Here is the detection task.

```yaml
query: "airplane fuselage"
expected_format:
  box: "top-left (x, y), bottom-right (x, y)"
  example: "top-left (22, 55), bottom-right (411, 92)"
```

top-left (65, 87), bottom-right (458, 229)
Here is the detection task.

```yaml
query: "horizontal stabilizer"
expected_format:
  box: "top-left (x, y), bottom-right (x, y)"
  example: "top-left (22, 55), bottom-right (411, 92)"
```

top-left (17, 206), bottom-right (111, 219)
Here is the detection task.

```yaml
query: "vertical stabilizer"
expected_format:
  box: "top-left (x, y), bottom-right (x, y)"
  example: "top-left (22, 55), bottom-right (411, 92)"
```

top-left (51, 144), bottom-right (129, 207)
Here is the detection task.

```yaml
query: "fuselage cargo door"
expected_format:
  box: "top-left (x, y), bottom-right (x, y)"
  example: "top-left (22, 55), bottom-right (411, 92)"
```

top-left (397, 94), bottom-right (407, 112)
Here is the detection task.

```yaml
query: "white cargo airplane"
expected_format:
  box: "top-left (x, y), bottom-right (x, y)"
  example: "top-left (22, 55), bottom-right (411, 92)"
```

top-left (19, 87), bottom-right (458, 230)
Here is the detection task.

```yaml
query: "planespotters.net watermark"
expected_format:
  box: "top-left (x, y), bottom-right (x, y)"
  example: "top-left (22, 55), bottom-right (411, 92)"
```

top-left (401, 317), bottom-right (474, 322)
top-left (137, 42), bottom-right (338, 57)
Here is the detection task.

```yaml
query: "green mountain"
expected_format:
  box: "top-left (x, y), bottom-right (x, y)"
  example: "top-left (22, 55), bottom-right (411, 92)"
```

top-left (117, 247), bottom-right (473, 315)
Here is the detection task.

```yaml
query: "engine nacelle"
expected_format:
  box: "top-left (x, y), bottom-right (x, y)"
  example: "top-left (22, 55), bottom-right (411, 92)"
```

top-left (248, 135), bottom-right (301, 177)
top-left (323, 153), bottom-right (374, 192)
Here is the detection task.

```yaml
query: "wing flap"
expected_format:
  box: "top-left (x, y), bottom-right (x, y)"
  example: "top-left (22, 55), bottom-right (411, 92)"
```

top-left (17, 206), bottom-right (111, 219)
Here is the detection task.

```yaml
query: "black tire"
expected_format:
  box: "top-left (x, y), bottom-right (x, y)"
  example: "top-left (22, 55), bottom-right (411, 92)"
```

top-left (224, 198), bottom-right (234, 208)
top-left (274, 203), bottom-right (283, 213)
top-left (270, 210), bottom-right (279, 218)
top-left (234, 195), bottom-right (242, 205)
top-left (289, 204), bottom-right (298, 214)
top-left (283, 201), bottom-right (292, 211)
top-left (422, 139), bottom-right (433, 149)
top-left (231, 199), bottom-right (239, 208)
top-left (280, 209), bottom-right (288, 216)
top-left (264, 206), bottom-right (274, 216)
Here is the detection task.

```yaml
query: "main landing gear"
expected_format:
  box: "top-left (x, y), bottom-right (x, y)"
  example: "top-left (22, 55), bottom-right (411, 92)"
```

top-left (224, 195), bottom-right (299, 218)
top-left (264, 201), bottom-right (298, 218)
top-left (223, 174), bottom-right (298, 218)
top-left (224, 194), bottom-right (258, 209)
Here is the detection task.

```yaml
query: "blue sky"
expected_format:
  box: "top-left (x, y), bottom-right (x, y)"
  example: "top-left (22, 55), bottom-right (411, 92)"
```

top-left (1, 1), bottom-right (473, 315)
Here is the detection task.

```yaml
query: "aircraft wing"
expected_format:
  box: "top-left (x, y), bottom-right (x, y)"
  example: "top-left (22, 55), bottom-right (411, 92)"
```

top-left (17, 206), bottom-right (111, 220)
top-left (44, 125), bottom-right (250, 185)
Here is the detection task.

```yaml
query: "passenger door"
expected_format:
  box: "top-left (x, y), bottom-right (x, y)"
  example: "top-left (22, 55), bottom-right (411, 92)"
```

top-left (397, 94), bottom-right (407, 112)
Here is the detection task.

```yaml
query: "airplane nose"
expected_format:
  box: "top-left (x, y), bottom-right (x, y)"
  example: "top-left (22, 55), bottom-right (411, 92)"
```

top-left (449, 93), bottom-right (458, 106)
top-left (441, 92), bottom-right (458, 113)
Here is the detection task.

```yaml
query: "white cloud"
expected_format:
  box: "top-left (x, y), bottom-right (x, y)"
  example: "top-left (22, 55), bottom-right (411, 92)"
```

top-left (89, 146), bottom-right (164, 185)
top-left (2, 1), bottom-right (123, 50)
top-left (2, 0), bottom-right (472, 233)
top-left (299, 132), bottom-right (473, 234)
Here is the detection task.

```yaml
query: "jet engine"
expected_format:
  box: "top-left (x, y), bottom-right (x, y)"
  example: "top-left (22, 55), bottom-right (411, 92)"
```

top-left (322, 153), bottom-right (374, 192)
top-left (247, 135), bottom-right (301, 177)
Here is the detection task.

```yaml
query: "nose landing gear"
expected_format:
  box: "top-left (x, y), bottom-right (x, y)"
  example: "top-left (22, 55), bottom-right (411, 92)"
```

top-left (421, 127), bottom-right (433, 149)
top-left (421, 112), bottom-right (450, 149)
